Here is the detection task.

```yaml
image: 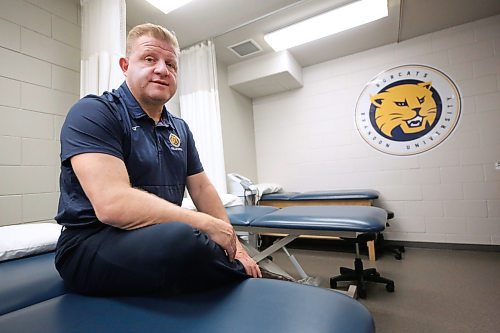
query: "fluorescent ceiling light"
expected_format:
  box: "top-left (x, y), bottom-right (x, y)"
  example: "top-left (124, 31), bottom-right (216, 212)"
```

top-left (145, 0), bottom-right (194, 15)
top-left (264, 0), bottom-right (388, 51)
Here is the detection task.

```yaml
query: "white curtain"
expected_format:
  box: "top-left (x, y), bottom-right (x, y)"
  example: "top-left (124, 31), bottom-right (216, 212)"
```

top-left (179, 40), bottom-right (227, 193)
top-left (80, 0), bottom-right (126, 97)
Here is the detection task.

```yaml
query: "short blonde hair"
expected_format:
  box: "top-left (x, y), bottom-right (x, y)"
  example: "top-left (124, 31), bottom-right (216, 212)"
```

top-left (126, 23), bottom-right (179, 56)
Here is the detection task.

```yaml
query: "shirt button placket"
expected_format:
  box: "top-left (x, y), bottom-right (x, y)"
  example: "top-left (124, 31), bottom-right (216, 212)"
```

top-left (154, 126), bottom-right (162, 154)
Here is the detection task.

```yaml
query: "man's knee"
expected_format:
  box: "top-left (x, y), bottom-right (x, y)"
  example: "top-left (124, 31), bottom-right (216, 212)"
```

top-left (153, 222), bottom-right (217, 263)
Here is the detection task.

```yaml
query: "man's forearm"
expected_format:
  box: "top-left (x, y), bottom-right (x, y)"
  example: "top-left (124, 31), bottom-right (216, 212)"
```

top-left (98, 186), bottom-right (207, 230)
top-left (71, 153), bottom-right (214, 232)
top-left (189, 182), bottom-right (229, 223)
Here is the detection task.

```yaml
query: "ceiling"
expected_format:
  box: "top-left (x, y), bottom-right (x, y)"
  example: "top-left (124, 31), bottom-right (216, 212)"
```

top-left (126, 0), bottom-right (500, 68)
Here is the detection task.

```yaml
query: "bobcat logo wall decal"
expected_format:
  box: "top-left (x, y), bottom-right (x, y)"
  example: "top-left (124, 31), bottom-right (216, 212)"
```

top-left (355, 65), bottom-right (461, 156)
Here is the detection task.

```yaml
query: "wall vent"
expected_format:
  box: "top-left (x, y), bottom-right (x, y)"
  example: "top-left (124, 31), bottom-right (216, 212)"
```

top-left (228, 39), bottom-right (262, 57)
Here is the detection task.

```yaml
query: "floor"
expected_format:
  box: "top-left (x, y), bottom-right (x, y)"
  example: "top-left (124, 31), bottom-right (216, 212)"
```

top-left (270, 243), bottom-right (500, 333)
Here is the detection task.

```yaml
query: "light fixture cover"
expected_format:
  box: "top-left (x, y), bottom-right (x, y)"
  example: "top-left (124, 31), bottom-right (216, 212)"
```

top-left (145, 0), bottom-right (194, 15)
top-left (264, 0), bottom-right (388, 51)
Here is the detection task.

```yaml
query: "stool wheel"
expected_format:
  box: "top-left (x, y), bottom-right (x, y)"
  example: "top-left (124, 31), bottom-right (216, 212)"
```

top-left (358, 287), bottom-right (367, 299)
top-left (395, 253), bottom-right (402, 260)
top-left (386, 282), bottom-right (395, 292)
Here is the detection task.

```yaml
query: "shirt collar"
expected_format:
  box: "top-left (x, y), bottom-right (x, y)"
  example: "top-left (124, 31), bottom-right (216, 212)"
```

top-left (116, 82), bottom-right (174, 128)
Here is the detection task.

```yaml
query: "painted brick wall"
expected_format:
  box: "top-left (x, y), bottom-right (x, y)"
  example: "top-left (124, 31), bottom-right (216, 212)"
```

top-left (253, 15), bottom-right (500, 245)
top-left (0, 0), bottom-right (80, 226)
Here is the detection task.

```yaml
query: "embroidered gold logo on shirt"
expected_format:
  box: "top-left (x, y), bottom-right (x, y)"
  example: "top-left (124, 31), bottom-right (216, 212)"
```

top-left (169, 133), bottom-right (181, 148)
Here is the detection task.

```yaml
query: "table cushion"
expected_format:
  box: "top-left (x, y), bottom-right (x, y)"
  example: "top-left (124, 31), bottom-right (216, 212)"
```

top-left (226, 205), bottom-right (279, 226)
top-left (0, 253), bottom-right (67, 315)
top-left (250, 206), bottom-right (387, 232)
top-left (259, 192), bottom-right (300, 200)
top-left (291, 189), bottom-right (380, 200)
top-left (260, 189), bottom-right (380, 201)
top-left (0, 279), bottom-right (374, 333)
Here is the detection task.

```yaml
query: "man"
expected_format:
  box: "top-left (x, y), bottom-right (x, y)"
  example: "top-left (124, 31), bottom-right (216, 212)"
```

top-left (55, 23), bottom-right (262, 296)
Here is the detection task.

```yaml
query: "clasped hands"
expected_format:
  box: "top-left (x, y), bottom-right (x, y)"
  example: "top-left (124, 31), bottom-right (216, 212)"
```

top-left (204, 214), bottom-right (262, 278)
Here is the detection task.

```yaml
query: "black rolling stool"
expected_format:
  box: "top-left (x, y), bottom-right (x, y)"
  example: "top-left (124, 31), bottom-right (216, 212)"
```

top-left (330, 232), bottom-right (395, 299)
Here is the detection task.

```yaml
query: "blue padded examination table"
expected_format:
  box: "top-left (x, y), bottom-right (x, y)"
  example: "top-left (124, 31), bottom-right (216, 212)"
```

top-left (226, 205), bottom-right (393, 297)
top-left (258, 190), bottom-right (381, 261)
top-left (228, 205), bottom-right (386, 234)
top-left (0, 251), bottom-right (375, 333)
top-left (259, 189), bottom-right (380, 207)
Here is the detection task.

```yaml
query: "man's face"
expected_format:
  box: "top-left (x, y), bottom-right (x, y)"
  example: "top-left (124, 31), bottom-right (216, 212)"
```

top-left (121, 35), bottom-right (178, 109)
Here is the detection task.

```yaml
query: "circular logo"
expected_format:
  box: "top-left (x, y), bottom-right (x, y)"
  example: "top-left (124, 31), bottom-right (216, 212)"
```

top-left (169, 133), bottom-right (181, 148)
top-left (355, 65), bottom-right (461, 155)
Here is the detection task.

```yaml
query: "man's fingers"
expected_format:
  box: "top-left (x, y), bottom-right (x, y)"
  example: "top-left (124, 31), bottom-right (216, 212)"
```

top-left (249, 265), bottom-right (260, 278)
top-left (206, 216), bottom-right (238, 261)
top-left (226, 233), bottom-right (237, 261)
top-left (255, 264), bottom-right (262, 278)
top-left (247, 262), bottom-right (259, 278)
top-left (227, 248), bottom-right (236, 261)
top-left (241, 262), bottom-right (252, 277)
top-left (235, 250), bottom-right (261, 278)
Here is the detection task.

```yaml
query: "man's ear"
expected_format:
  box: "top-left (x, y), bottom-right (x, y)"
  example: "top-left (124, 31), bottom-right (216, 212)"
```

top-left (119, 57), bottom-right (129, 76)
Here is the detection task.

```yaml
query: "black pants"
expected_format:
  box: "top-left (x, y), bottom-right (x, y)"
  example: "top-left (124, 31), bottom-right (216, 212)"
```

top-left (55, 222), bottom-right (248, 296)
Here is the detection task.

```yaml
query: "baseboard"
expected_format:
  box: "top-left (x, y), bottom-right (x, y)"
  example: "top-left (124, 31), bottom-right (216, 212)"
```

top-left (266, 236), bottom-right (500, 253)
top-left (388, 240), bottom-right (500, 252)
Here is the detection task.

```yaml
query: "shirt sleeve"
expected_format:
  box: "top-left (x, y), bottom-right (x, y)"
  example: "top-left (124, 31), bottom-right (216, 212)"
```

top-left (60, 96), bottom-right (125, 165)
top-left (184, 124), bottom-right (204, 176)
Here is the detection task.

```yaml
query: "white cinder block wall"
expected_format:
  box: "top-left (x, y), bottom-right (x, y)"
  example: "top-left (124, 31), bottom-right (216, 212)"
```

top-left (0, 0), bottom-right (80, 226)
top-left (218, 60), bottom-right (259, 183)
top-left (253, 15), bottom-right (500, 245)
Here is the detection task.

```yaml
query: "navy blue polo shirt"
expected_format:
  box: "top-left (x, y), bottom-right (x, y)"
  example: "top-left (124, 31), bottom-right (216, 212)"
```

top-left (55, 82), bottom-right (203, 227)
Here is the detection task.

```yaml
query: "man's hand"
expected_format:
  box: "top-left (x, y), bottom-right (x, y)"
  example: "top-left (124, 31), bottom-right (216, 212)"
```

top-left (185, 172), bottom-right (259, 275)
top-left (204, 214), bottom-right (238, 261)
top-left (235, 242), bottom-right (261, 278)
